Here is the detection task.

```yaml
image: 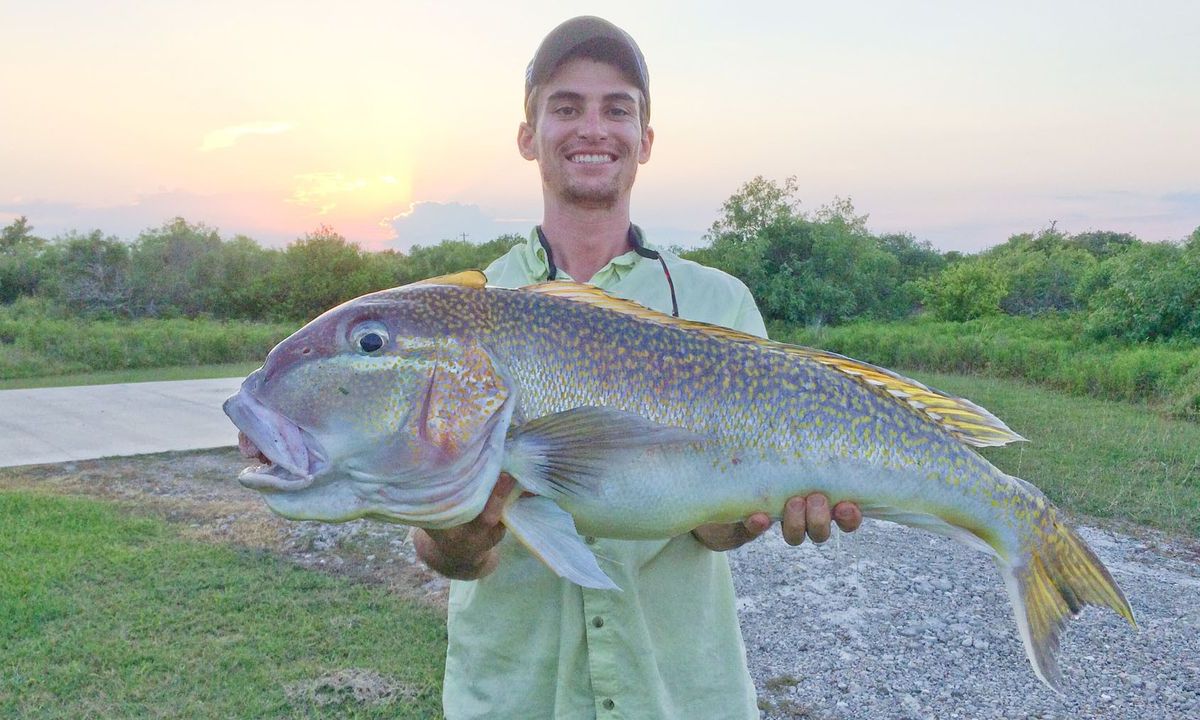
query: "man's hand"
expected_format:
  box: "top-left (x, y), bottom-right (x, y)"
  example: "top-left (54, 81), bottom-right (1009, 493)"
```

top-left (412, 473), bottom-right (517, 580)
top-left (691, 494), bottom-right (862, 552)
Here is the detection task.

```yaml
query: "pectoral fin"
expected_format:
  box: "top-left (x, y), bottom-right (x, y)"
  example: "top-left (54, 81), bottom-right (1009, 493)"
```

top-left (504, 406), bottom-right (702, 500)
top-left (501, 495), bottom-right (619, 591)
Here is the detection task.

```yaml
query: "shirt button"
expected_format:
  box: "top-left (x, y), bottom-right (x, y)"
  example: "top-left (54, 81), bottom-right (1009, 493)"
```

top-left (584, 536), bottom-right (597, 545)
top-left (592, 616), bottom-right (604, 628)
top-left (602, 698), bottom-right (615, 710)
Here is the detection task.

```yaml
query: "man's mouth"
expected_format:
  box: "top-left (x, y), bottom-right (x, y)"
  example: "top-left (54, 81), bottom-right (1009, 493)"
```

top-left (569, 153), bottom-right (616, 164)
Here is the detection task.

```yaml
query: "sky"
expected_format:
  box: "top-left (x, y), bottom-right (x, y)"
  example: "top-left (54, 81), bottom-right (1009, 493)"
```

top-left (2, 0), bottom-right (1197, 253)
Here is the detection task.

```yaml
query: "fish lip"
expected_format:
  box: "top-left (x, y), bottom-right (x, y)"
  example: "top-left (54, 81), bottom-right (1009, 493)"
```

top-left (237, 463), bottom-right (316, 493)
top-left (224, 389), bottom-right (328, 492)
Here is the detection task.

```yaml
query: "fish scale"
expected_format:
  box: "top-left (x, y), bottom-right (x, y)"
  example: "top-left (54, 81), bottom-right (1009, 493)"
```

top-left (481, 285), bottom-right (969, 484)
top-left (224, 270), bottom-right (1135, 691)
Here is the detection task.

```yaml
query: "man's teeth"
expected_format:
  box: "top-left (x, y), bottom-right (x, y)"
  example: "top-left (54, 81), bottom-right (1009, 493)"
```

top-left (571, 154), bottom-right (612, 164)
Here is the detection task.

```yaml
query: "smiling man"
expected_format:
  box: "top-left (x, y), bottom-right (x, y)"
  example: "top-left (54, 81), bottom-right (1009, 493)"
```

top-left (412, 16), bottom-right (861, 719)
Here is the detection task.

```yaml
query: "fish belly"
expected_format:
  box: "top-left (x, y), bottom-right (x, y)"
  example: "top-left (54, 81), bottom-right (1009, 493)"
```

top-left (557, 442), bottom-right (1010, 552)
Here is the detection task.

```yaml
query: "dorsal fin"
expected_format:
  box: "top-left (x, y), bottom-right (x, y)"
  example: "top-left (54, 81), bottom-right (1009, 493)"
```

top-left (525, 281), bottom-right (1025, 448)
top-left (412, 270), bottom-right (488, 288)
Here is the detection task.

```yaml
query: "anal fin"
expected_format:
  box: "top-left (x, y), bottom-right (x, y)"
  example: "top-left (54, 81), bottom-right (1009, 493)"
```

top-left (501, 495), bottom-right (619, 591)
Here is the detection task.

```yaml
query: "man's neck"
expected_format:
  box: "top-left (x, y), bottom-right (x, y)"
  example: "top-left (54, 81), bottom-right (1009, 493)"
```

top-left (539, 202), bottom-right (633, 283)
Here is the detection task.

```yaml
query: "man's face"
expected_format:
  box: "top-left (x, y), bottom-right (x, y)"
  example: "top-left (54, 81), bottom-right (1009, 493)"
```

top-left (518, 57), bottom-right (654, 210)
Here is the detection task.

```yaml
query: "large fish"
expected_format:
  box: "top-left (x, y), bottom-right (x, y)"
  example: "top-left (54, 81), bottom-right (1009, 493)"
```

top-left (223, 270), bottom-right (1134, 689)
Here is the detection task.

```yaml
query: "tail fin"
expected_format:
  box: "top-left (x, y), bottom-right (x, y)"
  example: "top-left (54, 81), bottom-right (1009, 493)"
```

top-left (1001, 519), bottom-right (1136, 690)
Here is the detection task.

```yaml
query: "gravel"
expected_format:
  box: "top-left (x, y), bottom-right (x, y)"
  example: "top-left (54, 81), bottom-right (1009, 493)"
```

top-left (730, 519), bottom-right (1200, 720)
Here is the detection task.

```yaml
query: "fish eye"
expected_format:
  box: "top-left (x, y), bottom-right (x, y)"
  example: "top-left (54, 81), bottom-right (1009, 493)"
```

top-left (350, 322), bottom-right (390, 355)
top-left (360, 332), bottom-right (384, 353)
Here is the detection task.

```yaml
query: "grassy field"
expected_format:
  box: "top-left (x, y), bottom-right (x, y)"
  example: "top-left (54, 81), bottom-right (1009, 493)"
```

top-left (0, 491), bottom-right (446, 719)
top-left (914, 370), bottom-right (1200, 536)
top-left (0, 310), bottom-right (293, 383)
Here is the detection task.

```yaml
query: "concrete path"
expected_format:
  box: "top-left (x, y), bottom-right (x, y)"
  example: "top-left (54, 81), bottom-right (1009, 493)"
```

top-left (0, 378), bottom-right (243, 468)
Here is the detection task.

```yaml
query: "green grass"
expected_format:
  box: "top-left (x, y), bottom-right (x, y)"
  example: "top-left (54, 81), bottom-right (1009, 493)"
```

top-left (0, 492), bottom-right (446, 718)
top-left (0, 311), bottom-right (294, 382)
top-left (913, 371), bottom-right (1200, 536)
top-left (0, 361), bottom-right (262, 389)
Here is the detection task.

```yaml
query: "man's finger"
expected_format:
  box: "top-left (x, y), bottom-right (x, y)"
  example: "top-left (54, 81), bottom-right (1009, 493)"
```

top-left (479, 473), bottom-right (518, 527)
top-left (742, 512), bottom-right (772, 538)
top-left (805, 493), bottom-right (832, 544)
top-left (781, 496), bottom-right (807, 546)
top-left (833, 500), bottom-right (863, 533)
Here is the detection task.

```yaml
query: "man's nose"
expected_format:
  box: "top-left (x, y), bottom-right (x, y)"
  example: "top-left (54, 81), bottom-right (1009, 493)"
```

top-left (576, 107), bottom-right (607, 139)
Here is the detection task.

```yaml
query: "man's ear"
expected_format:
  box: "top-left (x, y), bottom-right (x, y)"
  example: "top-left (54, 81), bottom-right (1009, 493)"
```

top-left (638, 125), bottom-right (654, 164)
top-left (517, 121), bottom-right (537, 161)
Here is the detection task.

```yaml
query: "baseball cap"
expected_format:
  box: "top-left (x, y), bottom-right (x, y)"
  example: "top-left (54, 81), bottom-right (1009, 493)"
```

top-left (525, 16), bottom-right (650, 120)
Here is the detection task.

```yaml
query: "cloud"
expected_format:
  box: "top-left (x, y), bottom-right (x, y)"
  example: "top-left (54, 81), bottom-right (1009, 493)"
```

top-left (386, 201), bottom-right (532, 250)
top-left (905, 189), bottom-right (1200, 252)
top-left (0, 191), bottom-right (299, 246)
top-left (198, 121), bottom-right (293, 152)
top-left (1048, 190), bottom-right (1200, 241)
top-left (1163, 192), bottom-right (1200, 215)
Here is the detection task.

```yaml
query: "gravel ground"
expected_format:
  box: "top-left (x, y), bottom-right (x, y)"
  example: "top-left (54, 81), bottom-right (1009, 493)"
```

top-left (730, 519), bottom-right (1200, 720)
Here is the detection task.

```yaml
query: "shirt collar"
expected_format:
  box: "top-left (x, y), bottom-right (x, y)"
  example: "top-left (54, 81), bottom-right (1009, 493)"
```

top-left (525, 225), bottom-right (655, 282)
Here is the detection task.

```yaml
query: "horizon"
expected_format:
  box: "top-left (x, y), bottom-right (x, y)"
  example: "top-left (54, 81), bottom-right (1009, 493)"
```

top-left (2, 1), bottom-right (1197, 254)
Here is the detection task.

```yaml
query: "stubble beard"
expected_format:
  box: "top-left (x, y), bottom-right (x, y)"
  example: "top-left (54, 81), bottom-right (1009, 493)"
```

top-left (562, 184), bottom-right (619, 210)
top-left (544, 165), bottom-right (632, 211)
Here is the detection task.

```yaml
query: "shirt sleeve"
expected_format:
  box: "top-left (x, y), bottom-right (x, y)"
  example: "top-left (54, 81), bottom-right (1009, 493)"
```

top-left (730, 285), bottom-right (768, 339)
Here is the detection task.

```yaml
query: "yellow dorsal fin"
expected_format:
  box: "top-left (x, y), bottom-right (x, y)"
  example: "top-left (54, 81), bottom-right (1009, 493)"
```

top-left (412, 270), bottom-right (488, 288)
top-left (525, 281), bottom-right (1025, 448)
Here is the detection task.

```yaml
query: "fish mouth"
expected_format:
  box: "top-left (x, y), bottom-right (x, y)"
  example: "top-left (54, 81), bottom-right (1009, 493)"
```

top-left (224, 390), bottom-right (327, 493)
top-left (235, 432), bottom-right (316, 492)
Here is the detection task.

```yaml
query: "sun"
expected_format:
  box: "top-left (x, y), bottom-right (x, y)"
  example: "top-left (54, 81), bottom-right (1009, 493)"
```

top-left (286, 171), bottom-right (413, 247)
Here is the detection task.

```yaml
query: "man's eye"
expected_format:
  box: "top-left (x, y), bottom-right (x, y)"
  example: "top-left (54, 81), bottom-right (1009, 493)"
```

top-left (609, 107), bottom-right (631, 117)
top-left (553, 106), bottom-right (578, 116)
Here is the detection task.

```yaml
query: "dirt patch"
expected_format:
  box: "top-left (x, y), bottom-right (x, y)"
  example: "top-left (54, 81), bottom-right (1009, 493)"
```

top-left (283, 668), bottom-right (422, 709)
top-left (0, 448), bottom-right (450, 607)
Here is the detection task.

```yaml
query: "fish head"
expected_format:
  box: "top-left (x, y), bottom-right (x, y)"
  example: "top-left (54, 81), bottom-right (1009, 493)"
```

top-left (223, 287), bottom-right (514, 529)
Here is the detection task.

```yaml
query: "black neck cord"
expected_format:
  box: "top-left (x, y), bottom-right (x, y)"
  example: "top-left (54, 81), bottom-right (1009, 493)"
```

top-left (535, 225), bottom-right (679, 317)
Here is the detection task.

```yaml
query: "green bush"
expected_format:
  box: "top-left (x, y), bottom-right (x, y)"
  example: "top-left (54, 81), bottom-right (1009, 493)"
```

top-left (1084, 240), bottom-right (1200, 342)
top-left (919, 261), bottom-right (1008, 321)
top-left (683, 178), bottom-right (942, 325)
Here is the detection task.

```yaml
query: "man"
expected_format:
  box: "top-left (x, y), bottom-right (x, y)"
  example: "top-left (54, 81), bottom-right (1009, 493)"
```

top-left (413, 16), bottom-right (862, 719)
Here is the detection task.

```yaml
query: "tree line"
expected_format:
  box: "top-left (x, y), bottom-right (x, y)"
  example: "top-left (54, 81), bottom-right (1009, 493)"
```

top-left (0, 217), bottom-right (521, 322)
top-left (685, 177), bottom-right (1200, 343)
top-left (3, 177), bottom-right (1198, 342)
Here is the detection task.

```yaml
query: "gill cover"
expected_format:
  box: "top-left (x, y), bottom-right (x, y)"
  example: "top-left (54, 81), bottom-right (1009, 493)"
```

top-left (351, 337), bottom-right (517, 529)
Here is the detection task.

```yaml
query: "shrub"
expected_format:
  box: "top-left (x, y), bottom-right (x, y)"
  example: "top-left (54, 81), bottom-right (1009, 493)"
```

top-left (919, 261), bottom-right (1008, 321)
top-left (1084, 241), bottom-right (1200, 342)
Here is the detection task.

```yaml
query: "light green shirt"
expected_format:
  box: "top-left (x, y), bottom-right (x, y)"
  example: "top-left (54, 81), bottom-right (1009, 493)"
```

top-left (442, 228), bottom-right (767, 720)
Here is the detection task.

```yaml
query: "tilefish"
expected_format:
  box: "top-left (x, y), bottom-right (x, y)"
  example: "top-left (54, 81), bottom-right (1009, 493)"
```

top-left (224, 270), bottom-right (1135, 689)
